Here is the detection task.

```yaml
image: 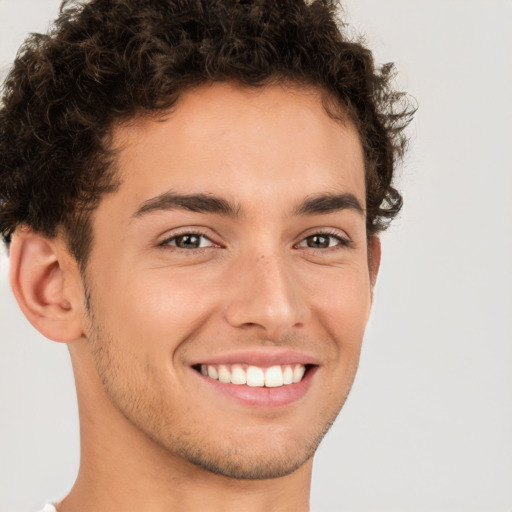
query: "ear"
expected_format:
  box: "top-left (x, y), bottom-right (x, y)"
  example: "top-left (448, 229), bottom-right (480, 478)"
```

top-left (9, 228), bottom-right (85, 343)
top-left (368, 235), bottom-right (381, 291)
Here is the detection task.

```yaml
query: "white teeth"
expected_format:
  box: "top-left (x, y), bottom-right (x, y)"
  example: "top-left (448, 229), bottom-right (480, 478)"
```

top-left (265, 365), bottom-right (284, 387)
top-left (207, 365), bottom-right (218, 380)
top-left (292, 364), bottom-right (306, 383)
top-left (231, 364), bottom-right (247, 385)
top-left (218, 364), bottom-right (231, 384)
top-left (283, 365), bottom-right (293, 385)
top-left (199, 363), bottom-right (307, 387)
top-left (246, 366), bottom-right (265, 387)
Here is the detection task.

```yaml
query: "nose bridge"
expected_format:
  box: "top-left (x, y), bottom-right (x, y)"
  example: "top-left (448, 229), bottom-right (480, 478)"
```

top-left (224, 247), bottom-right (308, 337)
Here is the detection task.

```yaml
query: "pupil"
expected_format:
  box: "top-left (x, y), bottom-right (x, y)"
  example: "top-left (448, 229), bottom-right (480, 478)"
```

top-left (177, 234), bottom-right (200, 248)
top-left (308, 235), bottom-right (329, 248)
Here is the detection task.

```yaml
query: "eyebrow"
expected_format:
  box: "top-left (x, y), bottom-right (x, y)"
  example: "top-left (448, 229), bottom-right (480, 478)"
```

top-left (132, 191), bottom-right (364, 220)
top-left (132, 192), bottom-right (241, 219)
top-left (294, 193), bottom-right (365, 216)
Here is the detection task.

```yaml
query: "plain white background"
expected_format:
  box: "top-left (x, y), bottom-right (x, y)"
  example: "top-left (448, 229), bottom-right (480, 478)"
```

top-left (1, 1), bottom-right (511, 511)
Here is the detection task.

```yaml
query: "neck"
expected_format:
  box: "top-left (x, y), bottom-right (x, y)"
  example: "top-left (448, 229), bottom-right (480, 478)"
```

top-left (58, 342), bottom-right (312, 512)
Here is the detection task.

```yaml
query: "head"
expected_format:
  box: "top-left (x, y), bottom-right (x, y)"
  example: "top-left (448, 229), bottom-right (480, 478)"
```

top-left (0, 0), bottom-right (414, 482)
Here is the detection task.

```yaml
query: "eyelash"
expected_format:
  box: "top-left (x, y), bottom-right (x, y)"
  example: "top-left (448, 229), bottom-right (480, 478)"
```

top-left (158, 229), bottom-right (353, 252)
top-left (295, 230), bottom-right (353, 250)
top-left (158, 231), bottom-right (217, 250)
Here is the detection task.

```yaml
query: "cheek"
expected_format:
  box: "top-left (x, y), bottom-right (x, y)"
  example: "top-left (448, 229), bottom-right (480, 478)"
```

top-left (94, 267), bottom-right (220, 350)
top-left (307, 265), bottom-right (373, 346)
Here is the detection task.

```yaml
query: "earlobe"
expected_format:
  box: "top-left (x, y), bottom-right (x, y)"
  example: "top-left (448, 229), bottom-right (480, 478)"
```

top-left (9, 228), bottom-right (84, 343)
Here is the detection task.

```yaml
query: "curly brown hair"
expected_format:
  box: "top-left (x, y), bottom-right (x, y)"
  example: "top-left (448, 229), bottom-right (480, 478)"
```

top-left (0, 0), bottom-right (414, 267)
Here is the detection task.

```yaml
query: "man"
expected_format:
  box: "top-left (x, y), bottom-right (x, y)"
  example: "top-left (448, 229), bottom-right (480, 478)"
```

top-left (0, 0), bottom-right (413, 510)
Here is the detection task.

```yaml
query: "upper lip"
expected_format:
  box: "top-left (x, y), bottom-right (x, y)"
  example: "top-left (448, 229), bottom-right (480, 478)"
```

top-left (190, 349), bottom-right (320, 368)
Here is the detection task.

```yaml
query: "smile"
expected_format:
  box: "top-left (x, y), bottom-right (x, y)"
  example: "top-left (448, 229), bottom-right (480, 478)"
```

top-left (197, 363), bottom-right (307, 388)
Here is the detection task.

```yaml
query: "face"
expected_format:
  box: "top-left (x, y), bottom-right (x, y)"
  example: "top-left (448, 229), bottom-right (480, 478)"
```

top-left (81, 83), bottom-right (375, 479)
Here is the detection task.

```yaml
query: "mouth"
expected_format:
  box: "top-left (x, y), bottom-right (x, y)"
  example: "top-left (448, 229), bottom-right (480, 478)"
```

top-left (191, 363), bottom-right (313, 388)
top-left (189, 351), bottom-right (320, 407)
top-left (190, 359), bottom-right (319, 408)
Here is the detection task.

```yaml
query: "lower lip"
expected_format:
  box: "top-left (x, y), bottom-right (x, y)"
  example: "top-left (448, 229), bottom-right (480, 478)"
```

top-left (192, 366), bottom-right (318, 408)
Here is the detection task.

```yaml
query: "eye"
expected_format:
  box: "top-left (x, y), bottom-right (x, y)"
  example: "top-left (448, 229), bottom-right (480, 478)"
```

top-left (161, 233), bottom-right (216, 249)
top-left (297, 233), bottom-right (350, 249)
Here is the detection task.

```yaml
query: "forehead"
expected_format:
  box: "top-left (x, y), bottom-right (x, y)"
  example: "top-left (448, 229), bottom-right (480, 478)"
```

top-left (108, 82), bottom-right (365, 216)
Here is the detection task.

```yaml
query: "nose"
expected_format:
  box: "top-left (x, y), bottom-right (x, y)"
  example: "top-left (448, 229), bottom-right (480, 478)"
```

top-left (223, 251), bottom-right (310, 340)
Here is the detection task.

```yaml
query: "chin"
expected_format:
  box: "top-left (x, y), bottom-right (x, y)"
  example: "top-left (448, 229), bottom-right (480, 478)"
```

top-left (154, 408), bottom-right (341, 481)
top-left (175, 439), bottom-right (317, 480)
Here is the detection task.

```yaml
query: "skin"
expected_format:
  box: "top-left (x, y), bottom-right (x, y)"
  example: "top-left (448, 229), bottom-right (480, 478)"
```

top-left (9, 82), bottom-right (380, 512)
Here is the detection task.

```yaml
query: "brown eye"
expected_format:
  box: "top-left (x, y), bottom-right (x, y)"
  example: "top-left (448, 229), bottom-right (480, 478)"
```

top-left (306, 235), bottom-right (331, 248)
top-left (175, 234), bottom-right (202, 248)
top-left (297, 233), bottom-right (350, 250)
top-left (162, 233), bottom-right (215, 249)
